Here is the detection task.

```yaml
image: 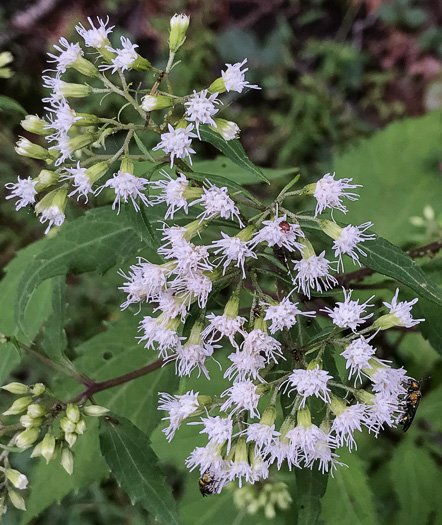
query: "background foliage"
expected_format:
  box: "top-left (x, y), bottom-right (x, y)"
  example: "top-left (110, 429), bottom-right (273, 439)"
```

top-left (0, 1), bottom-right (441, 524)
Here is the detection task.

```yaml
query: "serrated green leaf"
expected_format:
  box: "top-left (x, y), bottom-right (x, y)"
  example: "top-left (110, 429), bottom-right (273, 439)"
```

top-left (293, 467), bottom-right (328, 525)
top-left (15, 207), bottom-right (144, 337)
top-left (389, 440), bottom-right (439, 525)
top-left (320, 449), bottom-right (377, 525)
top-left (40, 275), bottom-right (68, 363)
top-left (123, 203), bottom-right (161, 250)
top-left (0, 95), bottom-right (27, 114)
top-left (99, 415), bottom-right (183, 525)
top-left (357, 237), bottom-right (442, 307)
top-left (199, 128), bottom-right (269, 184)
top-left (19, 419), bottom-right (108, 525)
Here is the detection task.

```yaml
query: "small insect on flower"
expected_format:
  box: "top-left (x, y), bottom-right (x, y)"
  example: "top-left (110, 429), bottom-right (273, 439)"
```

top-left (199, 470), bottom-right (220, 496)
top-left (398, 378), bottom-right (424, 432)
top-left (279, 220), bottom-right (291, 232)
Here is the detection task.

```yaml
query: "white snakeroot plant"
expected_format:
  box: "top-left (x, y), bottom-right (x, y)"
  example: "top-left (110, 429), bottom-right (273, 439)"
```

top-left (4, 13), bottom-right (432, 518)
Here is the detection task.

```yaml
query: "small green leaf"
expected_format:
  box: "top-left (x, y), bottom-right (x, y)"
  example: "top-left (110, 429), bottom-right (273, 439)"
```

top-left (321, 449), bottom-right (377, 525)
top-left (99, 415), bottom-right (183, 525)
top-left (258, 252), bottom-right (289, 273)
top-left (0, 95), bottom-right (27, 114)
top-left (15, 207), bottom-right (144, 337)
top-left (199, 128), bottom-right (269, 183)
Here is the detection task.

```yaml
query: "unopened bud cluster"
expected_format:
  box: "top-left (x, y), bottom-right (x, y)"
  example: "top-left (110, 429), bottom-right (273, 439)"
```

top-left (1, 381), bottom-right (108, 508)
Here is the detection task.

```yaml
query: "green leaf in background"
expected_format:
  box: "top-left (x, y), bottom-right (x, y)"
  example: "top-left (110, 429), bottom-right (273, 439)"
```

top-left (199, 128), bottom-right (270, 184)
top-left (333, 111), bottom-right (442, 246)
top-left (54, 313), bottom-right (177, 436)
top-left (99, 415), bottom-right (183, 525)
top-left (414, 298), bottom-right (442, 356)
top-left (15, 207), bottom-right (144, 337)
top-left (0, 95), bottom-right (27, 114)
top-left (292, 466), bottom-right (328, 525)
top-left (0, 240), bottom-right (52, 383)
top-left (389, 440), bottom-right (440, 525)
top-left (320, 449), bottom-right (377, 525)
top-left (40, 275), bottom-right (68, 363)
top-left (123, 203), bottom-right (161, 250)
top-left (357, 236), bottom-right (442, 307)
top-left (19, 420), bottom-right (109, 525)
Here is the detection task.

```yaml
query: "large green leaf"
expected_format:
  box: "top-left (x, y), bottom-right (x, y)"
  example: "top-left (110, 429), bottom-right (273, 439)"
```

top-left (320, 449), bottom-right (377, 525)
top-left (56, 313), bottom-right (177, 435)
top-left (333, 111), bottom-right (442, 246)
top-left (40, 275), bottom-right (68, 363)
top-left (99, 415), bottom-right (183, 525)
top-left (15, 207), bottom-right (145, 337)
top-left (293, 467), bottom-right (328, 525)
top-left (199, 128), bottom-right (269, 183)
top-left (389, 440), bottom-right (440, 525)
top-left (20, 419), bottom-right (109, 525)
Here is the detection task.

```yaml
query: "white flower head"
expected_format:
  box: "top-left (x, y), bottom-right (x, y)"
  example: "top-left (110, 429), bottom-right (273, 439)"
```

top-left (333, 222), bottom-right (375, 271)
top-left (172, 270), bottom-right (213, 309)
top-left (201, 313), bottom-right (246, 346)
top-left (48, 132), bottom-right (73, 166)
top-left (313, 172), bottom-right (361, 218)
top-left (263, 297), bottom-right (316, 334)
top-left (241, 329), bottom-right (284, 364)
top-left (47, 37), bottom-right (83, 73)
top-left (365, 393), bottom-right (399, 435)
top-left (370, 366), bottom-right (408, 398)
top-left (5, 177), bottom-right (38, 210)
top-left (382, 288), bottom-right (425, 328)
top-left (211, 232), bottom-right (256, 278)
top-left (224, 350), bottom-right (266, 382)
top-left (158, 390), bottom-right (199, 441)
top-left (184, 89), bottom-right (220, 139)
top-left (293, 251), bottom-right (338, 298)
top-left (172, 340), bottom-right (216, 379)
top-left (340, 333), bottom-right (377, 384)
top-left (76, 17), bottom-right (114, 48)
top-left (193, 416), bottom-right (233, 451)
top-left (152, 124), bottom-right (197, 168)
top-left (220, 380), bottom-right (261, 419)
top-left (192, 183), bottom-right (243, 225)
top-left (245, 422), bottom-right (280, 451)
top-left (221, 59), bottom-right (260, 93)
top-left (149, 170), bottom-right (191, 218)
top-left (137, 316), bottom-right (184, 358)
top-left (250, 215), bottom-right (305, 252)
top-left (154, 290), bottom-right (188, 323)
top-left (284, 366), bottom-right (332, 407)
top-left (100, 36), bottom-right (138, 73)
top-left (118, 259), bottom-right (168, 309)
top-left (45, 100), bottom-right (81, 139)
top-left (185, 443), bottom-right (227, 476)
top-left (60, 162), bottom-right (93, 201)
top-left (321, 288), bottom-right (374, 332)
top-left (96, 171), bottom-right (150, 213)
top-left (331, 403), bottom-right (368, 451)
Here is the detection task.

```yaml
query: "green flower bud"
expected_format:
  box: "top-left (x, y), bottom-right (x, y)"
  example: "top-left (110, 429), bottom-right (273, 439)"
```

top-left (8, 489), bottom-right (26, 511)
top-left (60, 417), bottom-right (76, 434)
top-left (15, 137), bottom-right (52, 161)
top-left (57, 81), bottom-right (92, 98)
top-left (65, 132), bottom-right (97, 154)
top-left (130, 55), bottom-right (151, 72)
top-left (60, 447), bottom-right (74, 475)
top-left (30, 441), bottom-right (43, 458)
top-left (15, 427), bottom-right (40, 449)
top-left (3, 397), bottom-right (33, 415)
top-left (41, 432), bottom-right (56, 463)
top-left (21, 115), bottom-right (52, 136)
top-left (120, 157), bottom-right (134, 175)
top-left (34, 171), bottom-right (59, 192)
top-left (169, 14), bottom-right (190, 52)
top-left (0, 51), bottom-right (13, 68)
top-left (5, 469), bottom-right (28, 490)
top-left (75, 418), bottom-right (86, 435)
top-left (27, 403), bottom-right (48, 418)
top-left (372, 313), bottom-right (399, 331)
top-left (208, 77), bottom-right (226, 95)
top-left (260, 405), bottom-right (277, 427)
top-left (75, 112), bottom-right (102, 126)
top-left (66, 404), bottom-right (81, 423)
top-left (71, 56), bottom-right (99, 77)
top-left (35, 187), bottom-right (68, 234)
top-left (20, 415), bottom-right (44, 429)
top-left (82, 405), bottom-right (110, 417)
top-left (64, 432), bottom-right (78, 448)
top-left (1, 382), bottom-right (30, 395)
top-left (329, 395), bottom-right (347, 417)
top-left (141, 94), bottom-right (174, 112)
top-left (31, 382), bottom-right (45, 397)
top-left (319, 220), bottom-right (342, 241)
top-left (210, 118), bottom-right (240, 141)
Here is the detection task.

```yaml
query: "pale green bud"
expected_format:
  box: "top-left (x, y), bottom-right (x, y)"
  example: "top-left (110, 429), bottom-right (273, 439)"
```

top-left (130, 55), bottom-right (152, 72)
top-left (21, 115), bottom-right (52, 136)
top-left (64, 432), bottom-right (78, 448)
top-left (300, 238), bottom-right (316, 259)
top-left (319, 220), bottom-right (342, 241)
top-left (71, 56), bottom-right (99, 77)
top-left (260, 405), bottom-right (277, 427)
top-left (30, 441), bottom-right (43, 458)
top-left (297, 407), bottom-right (312, 428)
top-left (27, 403), bottom-right (48, 418)
top-left (60, 417), bottom-right (76, 433)
top-left (5, 469), bottom-right (28, 490)
top-left (75, 112), bottom-right (102, 126)
top-left (66, 404), bottom-right (81, 423)
top-left (0, 51), bottom-right (13, 68)
top-left (210, 118), bottom-right (240, 141)
top-left (57, 81), bottom-right (92, 98)
top-left (66, 132), bottom-right (96, 154)
top-left (20, 415), bottom-right (44, 429)
top-left (82, 405), bottom-right (110, 417)
top-left (60, 447), bottom-right (74, 475)
top-left (15, 427), bottom-right (40, 449)
top-left (15, 137), bottom-right (52, 161)
top-left (1, 382), bottom-right (29, 395)
top-left (41, 432), bottom-right (56, 463)
top-left (329, 395), bottom-right (347, 417)
top-left (35, 188), bottom-right (68, 232)
top-left (423, 205), bottom-right (435, 221)
top-left (75, 418), bottom-right (86, 435)
top-left (120, 157), bottom-right (134, 175)
top-left (3, 397), bottom-right (33, 415)
top-left (8, 489), bottom-right (26, 511)
top-left (372, 313), bottom-right (401, 331)
top-left (169, 14), bottom-right (190, 52)
top-left (208, 77), bottom-right (226, 95)
top-left (34, 171), bottom-right (59, 192)
top-left (141, 94), bottom-right (174, 112)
